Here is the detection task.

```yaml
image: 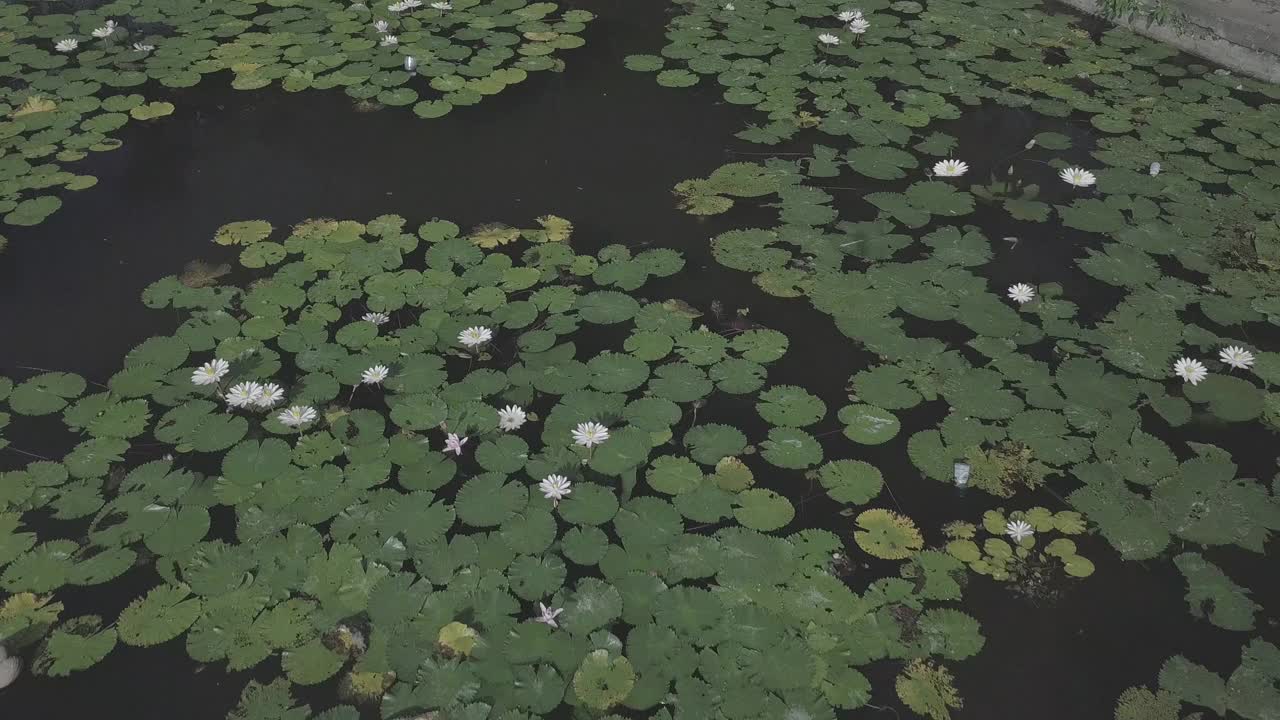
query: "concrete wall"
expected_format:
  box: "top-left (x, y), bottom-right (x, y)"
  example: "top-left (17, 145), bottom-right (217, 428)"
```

top-left (1055, 0), bottom-right (1280, 84)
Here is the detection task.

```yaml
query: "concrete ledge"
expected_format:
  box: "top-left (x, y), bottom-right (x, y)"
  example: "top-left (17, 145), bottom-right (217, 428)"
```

top-left (1055, 0), bottom-right (1280, 84)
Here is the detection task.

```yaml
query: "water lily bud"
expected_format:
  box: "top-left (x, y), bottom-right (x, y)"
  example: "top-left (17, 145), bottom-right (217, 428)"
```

top-left (953, 463), bottom-right (970, 487)
top-left (1024, 138), bottom-right (1036, 149)
top-left (1149, 161), bottom-right (1161, 176)
top-left (403, 55), bottom-right (418, 72)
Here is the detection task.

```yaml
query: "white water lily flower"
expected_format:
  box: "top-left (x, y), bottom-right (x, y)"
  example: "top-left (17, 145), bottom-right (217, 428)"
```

top-left (497, 405), bottom-right (527, 431)
top-left (389, 0), bottom-right (422, 10)
top-left (444, 432), bottom-right (468, 456)
top-left (1007, 283), bottom-right (1035, 304)
top-left (723, 2), bottom-right (735, 8)
top-left (380, 34), bottom-right (399, 46)
top-left (431, 1), bottom-right (452, 9)
top-left (55, 38), bottom-right (79, 52)
top-left (362, 365), bottom-right (390, 384)
top-left (132, 42), bottom-right (155, 51)
top-left (1218, 346), bottom-right (1255, 370)
top-left (848, 17), bottom-right (870, 33)
top-left (534, 602), bottom-right (563, 628)
top-left (458, 326), bottom-right (493, 348)
top-left (278, 405), bottom-right (317, 428)
top-left (92, 20), bottom-right (117, 38)
top-left (1149, 161), bottom-right (1161, 176)
top-left (539, 474), bottom-right (572, 503)
top-left (1173, 357), bottom-right (1208, 385)
top-left (373, 19), bottom-right (390, 32)
top-left (362, 311), bottom-right (390, 325)
top-left (817, 33), bottom-right (841, 45)
top-left (836, 10), bottom-right (863, 21)
top-left (572, 421), bottom-right (610, 448)
top-left (1005, 520), bottom-right (1034, 542)
top-left (191, 358), bottom-right (230, 386)
top-left (225, 381), bottom-right (264, 409)
top-left (256, 383), bottom-right (284, 408)
top-left (932, 159), bottom-right (968, 177)
top-left (1059, 166), bottom-right (1096, 187)
top-left (0, 644), bottom-right (19, 691)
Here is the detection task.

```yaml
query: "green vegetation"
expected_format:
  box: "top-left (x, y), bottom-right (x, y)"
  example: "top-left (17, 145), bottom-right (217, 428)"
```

top-left (639, 2), bottom-right (1280, 716)
top-left (3, 0), bottom-right (1280, 718)
top-left (1119, 640), bottom-right (1280, 720)
top-left (0, 1), bottom-right (593, 232)
top-left (943, 508), bottom-right (1094, 594)
top-left (0, 214), bottom-right (987, 717)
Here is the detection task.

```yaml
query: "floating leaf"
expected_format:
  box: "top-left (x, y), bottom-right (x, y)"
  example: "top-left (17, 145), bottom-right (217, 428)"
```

top-left (1173, 552), bottom-right (1259, 631)
top-left (437, 621), bottom-right (479, 658)
top-left (282, 638), bottom-right (345, 685)
top-left (847, 145), bottom-right (918, 180)
top-left (818, 460), bottom-right (883, 505)
top-left (646, 456), bottom-right (704, 495)
top-left (756, 385), bottom-right (826, 427)
top-left (896, 659), bottom-right (962, 720)
top-left (760, 427), bottom-right (822, 469)
top-left (129, 102), bottom-right (175, 120)
top-left (572, 649), bottom-right (635, 710)
top-left (1159, 655), bottom-right (1226, 714)
top-left (117, 585), bottom-right (201, 647)
top-left (1115, 686), bottom-right (1179, 720)
top-left (733, 489), bottom-right (794, 532)
top-left (839, 404), bottom-right (900, 444)
top-left (854, 509), bottom-right (923, 560)
top-left (1226, 639), bottom-right (1280, 720)
top-left (214, 220), bottom-right (272, 246)
top-left (10, 373), bottom-right (86, 415)
top-left (33, 615), bottom-right (116, 676)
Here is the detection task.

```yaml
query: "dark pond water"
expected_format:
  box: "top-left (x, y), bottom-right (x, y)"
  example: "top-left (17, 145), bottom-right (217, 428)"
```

top-left (2, 0), bottom-right (1278, 718)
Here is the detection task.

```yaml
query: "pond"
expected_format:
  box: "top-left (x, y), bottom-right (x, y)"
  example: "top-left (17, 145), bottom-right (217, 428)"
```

top-left (1, 1), bottom-right (1279, 719)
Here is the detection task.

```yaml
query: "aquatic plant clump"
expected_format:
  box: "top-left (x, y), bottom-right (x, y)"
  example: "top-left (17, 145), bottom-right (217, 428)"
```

top-left (0, 1), bottom-right (594, 233)
top-left (943, 508), bottom-right (1094, 595)
top-left (636, 4), bottom-right (1280, 716)
top-left (670, 140), bottom-right (1280, 559)
top-left (0, 214), bottom-right (987, 718)
top-left (1117, 640), bottom-right (1280, 720)
top-left (628, 0), bottom-right (1280, 150)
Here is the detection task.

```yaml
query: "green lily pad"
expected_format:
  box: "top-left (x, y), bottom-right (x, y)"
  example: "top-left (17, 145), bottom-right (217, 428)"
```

top-left (839, 404), bottom-right (901, 444)
top-left (818, 460), bottom-right (884, 505)
top-left (854, 509), bottom-right (923, 560)
top-left (117, 585), bottom-right (202, 647)
top-left (572, 649), bottom-right (635, 710)
top-left (733, 489), bottom-right (794, 532)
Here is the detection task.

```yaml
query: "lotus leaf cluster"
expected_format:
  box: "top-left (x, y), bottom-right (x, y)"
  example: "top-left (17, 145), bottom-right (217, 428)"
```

top-left (1117, 640), bottom-right (1280, 720)
top-left (3, 0), bottom-right (1280, 717)
top-left (943, 508), bottom-right (1093, 587)
top-left (642, 2), bottom-right (1280, 716)
top-left (0, 214), bottom-right (992, 718)
top-left (0, 1), bottom-right (593, 234)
